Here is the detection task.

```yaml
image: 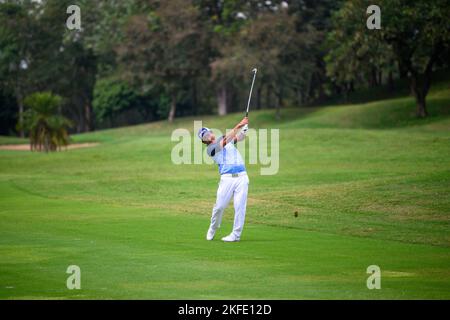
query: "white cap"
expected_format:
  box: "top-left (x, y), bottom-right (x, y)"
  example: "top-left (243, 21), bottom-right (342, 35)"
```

top-left (198, 127), bottom-right (211, 140)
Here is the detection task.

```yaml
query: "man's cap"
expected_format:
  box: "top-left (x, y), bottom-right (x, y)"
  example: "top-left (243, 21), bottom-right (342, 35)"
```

top-left (198, 127), bottom-right (211, 140)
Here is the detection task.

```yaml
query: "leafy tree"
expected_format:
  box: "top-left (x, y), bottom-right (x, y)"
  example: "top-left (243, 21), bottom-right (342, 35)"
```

top-left (0, 1), bottom-right (37, 137)
top-left (326, 0), bottom-right (450, 117)
top-left (325, 7), bottom-right (395, 98)
top-left (209, 0), bottom-right (334, 117)
top-left (58, 40), bottom-right (97, 133)
top-left (206, 0), bottom-right (284, 115)
top-left (20, 92), bottom-right (71, 152)
top-left (92, 78), bottom-right (140, 127)
top-left (116, 0), bottom-right (209, 122)
top-left (78, 0), bottom-right (149, 76)
top-left (213, 3), bottom-right (326, 118)
top-left (239, 9), bottom-right (298, 119)
top-left (380, 0), bottom-right (450, 117)
top-left (201, 0), bottom-right (246, 115)
top-left (0, 0), bottom-right (95, 135)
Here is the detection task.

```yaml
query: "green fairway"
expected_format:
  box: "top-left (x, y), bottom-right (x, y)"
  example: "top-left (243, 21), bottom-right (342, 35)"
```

top-left (1, 85), bottom-right (449, 299)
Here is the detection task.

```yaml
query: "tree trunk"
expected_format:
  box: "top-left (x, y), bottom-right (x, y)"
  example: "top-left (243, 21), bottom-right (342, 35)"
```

top-left (344, 82), bottom-right (350, 102)
top-left (217, 86), bottom-right (227, 116)
top-left (296, 88), bottom-right (302, 106)
top-left (306, 74), bottom-right (314, 102)
top-left (77, 111), bottom-right (83, 133)
top-left (275, 89), bottom-right (282, 120)
top-left (409, 74), bottom-right (429, 118)
top-left (256, 86), bottom-right (262, 110)
top-left (370, 67), bottom-right (378, 87)
top-left (84, 103), bottom-right (92, 132)
top-left (16, 87), bottom-right (24, 138)
top-left (318, 83), bottom-right (326, 103)
top-left (388, 70), bottom-right (394, 92)
top-left (168, 94), bottom-right (176, 122)
top-left (415, 94), bottom-right (427, 118)
top-left (266, 85), bottom-right (272, 108)
top-left (192, 80), bottom-right (198, 115)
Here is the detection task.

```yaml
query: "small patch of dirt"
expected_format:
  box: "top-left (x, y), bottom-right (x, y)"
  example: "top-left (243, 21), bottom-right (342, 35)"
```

top-left (0, 143), bottom-right (99, 151)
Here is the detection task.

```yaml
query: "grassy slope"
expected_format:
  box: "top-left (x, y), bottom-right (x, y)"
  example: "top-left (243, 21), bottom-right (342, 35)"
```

top-left (0, 83), bottom-right (449, 299)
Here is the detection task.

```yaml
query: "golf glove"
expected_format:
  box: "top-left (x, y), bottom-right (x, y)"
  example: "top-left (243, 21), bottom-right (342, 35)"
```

top-left (237, 124), bottom-right (248, 141)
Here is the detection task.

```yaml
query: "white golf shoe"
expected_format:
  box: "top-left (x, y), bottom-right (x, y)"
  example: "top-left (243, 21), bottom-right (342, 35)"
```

top-left (221, 234), bottom-right (240, 242)
top-left (206, 228), bottom-right (215, 241)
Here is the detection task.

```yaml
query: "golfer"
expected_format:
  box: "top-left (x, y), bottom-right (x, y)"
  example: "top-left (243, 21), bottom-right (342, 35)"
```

top-left (198, 117), bottom-right (250, 242)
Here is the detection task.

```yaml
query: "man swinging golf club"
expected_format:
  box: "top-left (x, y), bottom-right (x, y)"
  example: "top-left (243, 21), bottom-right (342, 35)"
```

top-left (198, 68), bottom-right (257, 242)
top-left (198, 117), bottom-right (249, 242)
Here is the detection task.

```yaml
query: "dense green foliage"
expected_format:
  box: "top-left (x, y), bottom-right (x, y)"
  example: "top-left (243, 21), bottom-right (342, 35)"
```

top-left (93, 79), bottom-right (140, 126)
top-left (326, 0), bottom-right (450, 117)
top-left (1, 0), bottom-right (448, 135)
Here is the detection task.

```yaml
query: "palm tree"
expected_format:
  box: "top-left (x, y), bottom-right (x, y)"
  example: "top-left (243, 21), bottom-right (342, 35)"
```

top-left (19, 92), bottom-right (71, 152)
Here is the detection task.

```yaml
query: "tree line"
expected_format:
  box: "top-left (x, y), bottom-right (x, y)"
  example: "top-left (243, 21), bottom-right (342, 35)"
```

top-left (0, 0), bottom-right (448, 137)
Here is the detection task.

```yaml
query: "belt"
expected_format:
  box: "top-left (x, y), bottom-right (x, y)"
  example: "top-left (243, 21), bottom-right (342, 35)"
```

top-left (221, 172), bottom-right (247, 178)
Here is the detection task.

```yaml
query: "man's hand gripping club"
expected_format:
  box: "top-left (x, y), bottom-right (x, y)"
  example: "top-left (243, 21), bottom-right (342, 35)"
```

top-left (220, 117), bottom-right (249, 147)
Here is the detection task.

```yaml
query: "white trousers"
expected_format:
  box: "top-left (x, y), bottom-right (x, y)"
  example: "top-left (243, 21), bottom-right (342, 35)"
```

top-left (209, 173), bottom-right (249, 239)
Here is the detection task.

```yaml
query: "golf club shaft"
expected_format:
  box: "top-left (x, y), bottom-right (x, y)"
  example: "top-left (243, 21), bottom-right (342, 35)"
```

top-left (246, 68), bottom-right (258, 117)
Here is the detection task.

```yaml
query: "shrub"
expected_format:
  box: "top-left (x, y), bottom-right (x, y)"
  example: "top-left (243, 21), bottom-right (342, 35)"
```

top-left (19, 92), bottom-right (71, 152)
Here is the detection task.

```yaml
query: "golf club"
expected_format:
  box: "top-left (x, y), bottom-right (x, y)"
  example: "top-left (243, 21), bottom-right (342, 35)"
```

top-left (246, 68), bottom-right (258, 117)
